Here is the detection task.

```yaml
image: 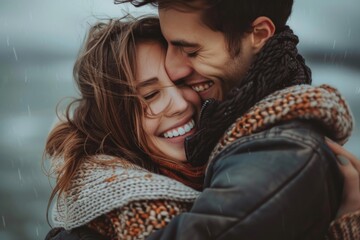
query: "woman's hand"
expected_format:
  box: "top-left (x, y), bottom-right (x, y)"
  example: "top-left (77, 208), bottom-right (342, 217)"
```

top-left (326, 138), bottom-right (360, 218)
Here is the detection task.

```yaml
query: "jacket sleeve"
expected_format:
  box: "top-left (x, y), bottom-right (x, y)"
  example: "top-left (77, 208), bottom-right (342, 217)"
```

top-left (44, 226), bottom-right (108, 240)
top-left (326, 210), bottom-right (360, 240)
top-left (147, 121), bottom-right (343, 240)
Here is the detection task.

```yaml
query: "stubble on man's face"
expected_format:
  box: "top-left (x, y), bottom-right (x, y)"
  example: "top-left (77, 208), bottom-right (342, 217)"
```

top-left (217, 39), bottom-right (255, 98)
top-left (159, 7), bottom-right (255, 101)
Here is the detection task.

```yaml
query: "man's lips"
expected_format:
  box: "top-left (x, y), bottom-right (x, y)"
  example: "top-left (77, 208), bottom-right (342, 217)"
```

top-left (189, 80), bottom-right (214, 93)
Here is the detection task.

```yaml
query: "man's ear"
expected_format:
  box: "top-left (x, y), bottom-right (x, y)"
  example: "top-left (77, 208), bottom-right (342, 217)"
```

top-left (250, 17), bottom-right (275, 53)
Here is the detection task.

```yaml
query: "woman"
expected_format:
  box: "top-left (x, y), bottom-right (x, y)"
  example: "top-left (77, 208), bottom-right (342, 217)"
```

top-left (45, 17), bottom-right (359, 240)
top-left (45, 16), bottom-right (206, 239)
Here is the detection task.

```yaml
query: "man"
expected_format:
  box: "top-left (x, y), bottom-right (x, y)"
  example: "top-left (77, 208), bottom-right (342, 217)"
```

top-left (114, 0), bottom-right (360, 239)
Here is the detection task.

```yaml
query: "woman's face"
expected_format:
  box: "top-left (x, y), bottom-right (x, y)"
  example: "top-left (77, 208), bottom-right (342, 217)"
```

top-left (135, 41), bottom-right (201, 162)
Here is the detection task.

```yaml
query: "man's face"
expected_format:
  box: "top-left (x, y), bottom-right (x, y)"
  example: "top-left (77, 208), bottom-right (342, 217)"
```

top-left (159, 7), bottom-right (255, 101)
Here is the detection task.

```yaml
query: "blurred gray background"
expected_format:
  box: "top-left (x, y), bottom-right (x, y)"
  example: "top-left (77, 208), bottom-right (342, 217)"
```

top-left (0, 0), bottom-right (359, 239)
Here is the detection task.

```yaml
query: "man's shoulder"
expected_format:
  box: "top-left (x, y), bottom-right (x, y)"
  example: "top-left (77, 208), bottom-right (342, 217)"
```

top-left (257, 119), bottom-right (326, 144)
top-left (212, 120), bottom-right (327, 163)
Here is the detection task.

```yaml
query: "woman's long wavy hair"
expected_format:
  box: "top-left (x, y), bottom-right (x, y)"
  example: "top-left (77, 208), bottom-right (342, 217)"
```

top-left (45, 16), bottom-right (205, 221)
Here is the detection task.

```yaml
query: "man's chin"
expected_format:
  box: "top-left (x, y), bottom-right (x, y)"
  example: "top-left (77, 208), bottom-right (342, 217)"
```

top-left (199, 89), bottom-right (222, 101)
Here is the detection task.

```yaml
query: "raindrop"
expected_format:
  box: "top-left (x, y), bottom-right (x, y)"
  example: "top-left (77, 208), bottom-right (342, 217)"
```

top-left (13, 47), bottom-right (18, 61)
top-left (332, 40), bottom-right (336, 50)
top-left (206, 225), bottom-right (211, 236)
top-left (6, 36), bottom-right (9, 47)
top-left (348, 28), bottom-right (352, 38)
top-left (226, 172), bottom-right (231, 183)
top-left (36, 226), bottom-right (39, 236)
top-left (33, 187), bottom-right (38, 198)
top-left (28, 105), bottom-right (32, 117)
top-left (344, 50), bottom-right (348, 59)
top-left (218, 204), bottom-right (223, 214)
top-left (18, 168), bottom-right (22, 182)
top-left (29, 12), bottom-right (33, 21)
top-left (2, 216), bottom-right (5, 228)
top-left (25, 73), bottom-right (28, 83)
top-left (356, 87), bottom-right (360, 94)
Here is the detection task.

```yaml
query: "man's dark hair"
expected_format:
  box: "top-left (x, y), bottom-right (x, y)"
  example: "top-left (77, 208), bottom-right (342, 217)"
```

top-left (115, 0), bottom-right (294, 56)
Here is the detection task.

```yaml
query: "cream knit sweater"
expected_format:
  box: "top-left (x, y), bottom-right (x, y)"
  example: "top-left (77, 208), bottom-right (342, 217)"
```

top-left (52, 156), bottom-right (200, 230)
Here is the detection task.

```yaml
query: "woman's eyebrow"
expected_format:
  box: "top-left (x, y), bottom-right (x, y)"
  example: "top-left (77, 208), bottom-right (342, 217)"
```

top-left (136, 77), bottom-right (158, 89)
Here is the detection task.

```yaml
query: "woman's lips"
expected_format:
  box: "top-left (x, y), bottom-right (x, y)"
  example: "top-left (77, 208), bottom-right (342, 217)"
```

top-left (162, 119), bottom-right (195, 138)
top-left (163, 127), bottom-right (196, 144)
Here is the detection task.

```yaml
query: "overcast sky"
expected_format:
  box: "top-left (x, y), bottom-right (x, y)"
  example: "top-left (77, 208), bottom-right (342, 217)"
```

top-left (0, 0), bottom-right (359, 64)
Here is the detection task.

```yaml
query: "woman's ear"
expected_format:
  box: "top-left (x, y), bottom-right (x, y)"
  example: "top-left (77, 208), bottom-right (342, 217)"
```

top-left (250, 17), bottom-right (275, 53)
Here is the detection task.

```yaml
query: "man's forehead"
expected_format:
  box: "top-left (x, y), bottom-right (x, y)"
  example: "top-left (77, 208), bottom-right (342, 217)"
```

top-left (158, 0), bottom-right (206, 12)
top-left (158, 7), bottom-right (207, 35)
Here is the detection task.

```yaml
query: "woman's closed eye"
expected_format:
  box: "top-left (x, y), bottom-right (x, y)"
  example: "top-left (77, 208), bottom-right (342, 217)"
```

top-left (143, 90), bottom-right (160, 101)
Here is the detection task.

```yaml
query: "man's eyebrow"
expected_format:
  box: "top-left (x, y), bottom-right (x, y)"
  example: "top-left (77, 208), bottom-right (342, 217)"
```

top-left (136, 77), bottom-right (158, 89)
top-left (170, 40), bottom-right (200, 48)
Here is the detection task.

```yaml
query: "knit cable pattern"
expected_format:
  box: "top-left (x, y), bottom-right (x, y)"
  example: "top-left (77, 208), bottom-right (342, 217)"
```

top-left (52, 156), bottom-right (200, 230)
top-left (209, 84), bottom-right (353, 161)
top-left (326, 210), bottom-right (360, 240)
top-left (88, 200), bottom-right (192, 240)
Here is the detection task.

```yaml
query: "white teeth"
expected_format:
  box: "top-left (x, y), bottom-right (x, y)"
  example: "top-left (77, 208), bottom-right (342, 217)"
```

top-left (189, 120), bottom-right (194, 128)
top-left (192, 82), bottom-right (214, 93)
top-left (172, 129), bottom-right (179, 137)
top-left (163, 119), bottom-right (195, 138)
top-left (178, 127), bottom-right (186, 135)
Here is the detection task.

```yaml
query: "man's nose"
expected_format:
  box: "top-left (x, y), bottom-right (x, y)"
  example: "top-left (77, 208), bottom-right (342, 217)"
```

top-left (165, 46), bottom-right (193, 82)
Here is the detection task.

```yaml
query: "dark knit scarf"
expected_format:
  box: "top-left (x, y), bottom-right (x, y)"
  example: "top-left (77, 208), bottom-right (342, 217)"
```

top-left (185, 26), bottom-right (312, 166)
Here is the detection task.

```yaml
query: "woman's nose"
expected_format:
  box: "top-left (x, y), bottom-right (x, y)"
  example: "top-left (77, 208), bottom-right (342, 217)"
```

top-left (165, 87), bottom-right (189, 117)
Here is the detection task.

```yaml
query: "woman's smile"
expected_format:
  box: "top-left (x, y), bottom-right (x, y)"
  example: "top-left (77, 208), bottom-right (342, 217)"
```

top-left (162, 118), bottom-right (195, 138)
top-left (136, 42), bottom-right (201, 161)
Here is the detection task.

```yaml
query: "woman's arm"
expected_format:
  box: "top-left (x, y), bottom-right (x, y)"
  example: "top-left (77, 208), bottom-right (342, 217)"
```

top-left (325, 138), bottom-right (360, 240)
